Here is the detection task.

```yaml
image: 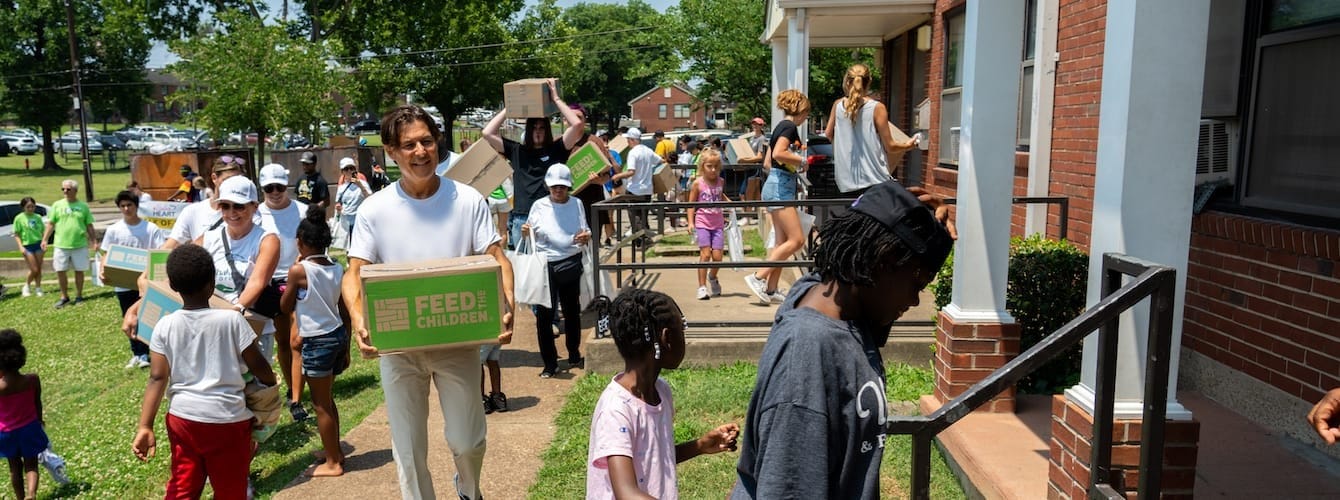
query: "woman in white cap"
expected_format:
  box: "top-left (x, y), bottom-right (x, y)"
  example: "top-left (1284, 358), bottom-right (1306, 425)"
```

top-left (258, 163), bottom-right (313, 421)
top-left (334, 157), bottom-right (371, 246)
top-left (201, 175), bottom-right (282, 357)
top-left (522, 164), bottom-right (591, 378)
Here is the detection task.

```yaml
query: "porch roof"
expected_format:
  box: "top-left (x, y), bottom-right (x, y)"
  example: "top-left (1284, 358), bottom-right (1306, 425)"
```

top-left (763, 0), bottom-right (933, 47)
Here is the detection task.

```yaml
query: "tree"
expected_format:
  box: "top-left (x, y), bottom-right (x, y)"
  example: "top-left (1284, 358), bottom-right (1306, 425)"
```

top-left (809, 47), bottom-right (880, 126)
top-left (0, 0), bottom-right (152, 170)
top-left (559, 0), bottom-right (677, 133)
top-left (168, 10), bottom-right (344, 166)
top-left (665, 0), bottom-right (771, 129)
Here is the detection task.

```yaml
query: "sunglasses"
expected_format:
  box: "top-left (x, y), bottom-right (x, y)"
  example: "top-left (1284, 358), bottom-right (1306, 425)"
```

top-left (219, 155), bottom-right (247, 167)
top-left (61, 188), bottom-right (75, 192)
top-left (263, 184), bottom-right (286, 193)
top-left (217, 202), bottom-right (249, 211)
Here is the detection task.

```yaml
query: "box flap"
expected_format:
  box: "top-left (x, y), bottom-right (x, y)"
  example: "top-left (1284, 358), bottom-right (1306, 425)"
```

top-left (445, 141), bottom-right (513, 197)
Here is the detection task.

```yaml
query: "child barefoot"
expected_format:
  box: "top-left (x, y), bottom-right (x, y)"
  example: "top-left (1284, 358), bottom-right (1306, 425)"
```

top-left (586, 289), bottom-right (739, 499)
top-left (131, 245), bottom-right (278, 498)
top-left (280, 206), bottom-right (349, 477)
top-left (687, 150), bottom-right (729, 300)
top-left (0, 329), bottom-right (47, 500)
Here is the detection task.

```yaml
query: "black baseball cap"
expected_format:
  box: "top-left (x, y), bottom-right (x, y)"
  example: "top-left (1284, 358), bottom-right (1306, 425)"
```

top-left (300, 151), bottom-right (317, 164)
top-left (850, 181), bottom-right (953, 266)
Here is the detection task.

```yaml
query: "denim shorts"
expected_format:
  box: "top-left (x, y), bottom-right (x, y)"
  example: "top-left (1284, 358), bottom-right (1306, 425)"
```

top-left (301, 327), bottom-right (349, 378)
top-left (22, 243), bottom-right (42, 254)
top-left (479, 343), bottom-right (501, 363)
top-left (761, 168), bottom-right (798, 210)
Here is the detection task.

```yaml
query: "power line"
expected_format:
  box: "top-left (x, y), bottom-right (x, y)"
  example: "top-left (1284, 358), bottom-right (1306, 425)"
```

top-left (337, 25), bottom-right (654, 61)
top-left (402, 44), bottom-right (661, 70)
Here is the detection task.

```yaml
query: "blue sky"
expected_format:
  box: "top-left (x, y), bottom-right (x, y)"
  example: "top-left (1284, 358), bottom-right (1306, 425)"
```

top-left (149, 0), bottom-right (677, 67)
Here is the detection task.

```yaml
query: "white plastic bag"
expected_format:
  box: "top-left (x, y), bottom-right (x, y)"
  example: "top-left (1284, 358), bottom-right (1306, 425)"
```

top-left (90, 258), bottom-right (103, 287)
top-left (329, 216), bottom-right (348, 250)
top-left (578, 247), bottom-right (614, 308)
top-left (726, 209), bottom-right (744, 270)
top-left (38, 448), bottom-right (69, 485)
top-left (508, 233), bottom-right (550, 307)
top-left (765, 210), bottom-right (815, 250)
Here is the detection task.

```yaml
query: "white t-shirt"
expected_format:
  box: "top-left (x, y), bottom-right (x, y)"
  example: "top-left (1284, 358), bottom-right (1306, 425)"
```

top-left (139, 192), bottom-right (153, 204)
top-left (832, 99), bottom-right (894, 193)
top-left (587, 374), bottom-right (677, 500)
top-left (167, 200), bottom-right (217, 245)
top-left (258, 199), bottom-right (308, 280)
top-left (202, 224), bottom-right (276, 304)
top-left (100, 219), bottom-right (168, 292)
top-left (348, 178), bottom-right (499, 265)
top-left (296, 258), bottom-right (344, 337)
top-left (526, 196), bottom-right (589, 262)
top-left (149, 308), bottom-right (258, 424)
top-left (623, 144), bottom-right (661, 196)
top-left (337, 180), bottom-right (371, 218)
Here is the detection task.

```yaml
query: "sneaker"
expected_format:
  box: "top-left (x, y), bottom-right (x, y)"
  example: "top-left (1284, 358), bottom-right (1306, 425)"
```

top-left (539, 369), bottom-right (555, 379)
top-left (72, 296), bottom-right (84, 306)
top-left (53, 297), bottom-right (70, 309)
top-left (697, 286), bottom-right (710, 300)
top-left (743, 274), bottom-right (770, 303)
top-left (482, 395), bottom-right (496, 415)
top-left (490, 392), bottom-right (509, 413)
top-left (22, 284), bottom-right (31, 297)
top-left (568, 357), bottom-right (584, 371)
top-left (289, 401), bottom-right (310, 422)
top-left (34, 286), bottom-right (43, 297)
top-left (124, 356), bottom-right (140, 369)
top-left (769, 290), bottom-right (788, 304)
top-left (709, 278), bottom-right (722, 297)
top-left (135, 354), bottom-right (151, 369)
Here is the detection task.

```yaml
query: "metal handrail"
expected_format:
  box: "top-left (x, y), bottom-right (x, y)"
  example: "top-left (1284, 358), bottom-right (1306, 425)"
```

top-left (886, 253), bottom-right (1177, 499)
top-left (944, 196), bottom-right (1071, 240)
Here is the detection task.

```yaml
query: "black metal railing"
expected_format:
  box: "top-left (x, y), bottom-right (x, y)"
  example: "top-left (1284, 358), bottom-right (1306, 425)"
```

top-left (943, 196), bottom-right (1071, 240)
top-left (885, 253), bottom-right (1177, 499)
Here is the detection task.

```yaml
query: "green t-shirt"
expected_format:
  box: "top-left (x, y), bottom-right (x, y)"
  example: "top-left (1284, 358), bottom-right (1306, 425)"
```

top-left (49, 199), bottom-right (93, 249)
top-left (11, 212), bottom-right (46, 246)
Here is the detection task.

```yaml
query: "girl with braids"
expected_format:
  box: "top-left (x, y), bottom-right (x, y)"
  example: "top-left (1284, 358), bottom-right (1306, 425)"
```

top-left (745, 89), bottom-right (811, 305)
top-left (280, 205), bottom-right (347, 477)
top-left (823, 63), bottom-right (919, 196)
top-left (732, 181), bottom-right (954, 499)
top-left (585, 289), bottom-right (740, 499)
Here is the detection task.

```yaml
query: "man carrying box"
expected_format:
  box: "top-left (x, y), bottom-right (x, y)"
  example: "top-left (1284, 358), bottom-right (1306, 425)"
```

top-left (342, 105), bottom-right (516, 500)
top-left (101, 190), bottom-right (168, 368)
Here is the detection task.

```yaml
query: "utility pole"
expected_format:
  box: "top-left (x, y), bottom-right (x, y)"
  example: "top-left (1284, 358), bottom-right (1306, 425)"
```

top-left (65, 0), bottom-right (93, 202)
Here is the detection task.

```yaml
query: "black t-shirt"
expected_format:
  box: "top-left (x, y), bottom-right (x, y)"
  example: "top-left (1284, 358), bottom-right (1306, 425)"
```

top-left (182, 172), bottom-right (201, 201)
top-left (768, 120), bottom-right (801, 173)
top-left (369, 170), bottom-right (391, 192)
top-left (503, 138), bottom-right (569, 214)
top-left (297, 172), bottom-right (329, 206)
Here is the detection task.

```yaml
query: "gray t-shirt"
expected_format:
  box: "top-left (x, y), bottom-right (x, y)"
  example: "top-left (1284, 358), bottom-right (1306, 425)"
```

top-left (732, 274), bottom-right (888, 499)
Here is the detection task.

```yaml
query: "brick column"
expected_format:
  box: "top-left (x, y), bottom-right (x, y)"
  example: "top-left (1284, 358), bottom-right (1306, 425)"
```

top-left (933, 310), bottom-right (1021, 413)
top-left (1047, 396), bottom-right (1200, 499)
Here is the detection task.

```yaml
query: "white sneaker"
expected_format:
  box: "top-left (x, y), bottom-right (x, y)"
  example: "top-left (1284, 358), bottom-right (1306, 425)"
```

top-left (135, 354), bottom-right (151, 368)
top-left (22, 284), bottom-right (31, 297)
top-left (743, 274), bottom-right (770, 303)
top-left (709, 278), bottom-right (722, 296)
top-left (124, 356), bottom-right (140, 369)
top-left (697, 286), bottom-right (710, 300)
top-left (769, 290), bottom-right (788, 304)
top-left (34, 286), bottom-right (43, 296)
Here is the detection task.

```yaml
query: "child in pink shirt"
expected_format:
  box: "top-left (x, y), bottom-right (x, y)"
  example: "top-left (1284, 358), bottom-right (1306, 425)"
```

top-left (687, 150), bottom-right (730, 301)
top-left (585, 289), bottom-right (739, 499)
top-left (0, 329), bottom-right (48, 500)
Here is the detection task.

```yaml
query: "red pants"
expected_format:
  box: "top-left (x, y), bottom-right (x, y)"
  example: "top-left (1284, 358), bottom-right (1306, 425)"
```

top-left (165, 414), bottom-right (253, 499)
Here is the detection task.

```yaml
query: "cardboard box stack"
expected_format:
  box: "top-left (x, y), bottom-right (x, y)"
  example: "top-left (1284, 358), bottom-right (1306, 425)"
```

top-left (360, 255), bottom-right (504, 353)
top-left (504, 79), bottom-right (561, 118)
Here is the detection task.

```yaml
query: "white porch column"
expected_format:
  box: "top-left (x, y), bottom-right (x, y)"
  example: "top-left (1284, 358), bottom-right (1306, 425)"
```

top-left (785, 7), bottom-right (809, 137)
top-left (771, 39), bottom-right (788, 128)
top-left (943, 0), bottom-right (1023, 323)
top-left (1063, 0), bottom-right (1211, 420)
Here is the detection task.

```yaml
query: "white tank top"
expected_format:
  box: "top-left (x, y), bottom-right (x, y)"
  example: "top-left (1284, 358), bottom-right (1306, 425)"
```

top-left (833, 99), bottom-right (894, 193)
top-left (203, 224), bottom-right (269, 304)
top-left (296, 256), bottom-right (344, 337)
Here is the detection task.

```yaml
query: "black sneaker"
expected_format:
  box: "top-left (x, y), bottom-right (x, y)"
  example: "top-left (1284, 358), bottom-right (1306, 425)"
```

top-left (53, 297), bottom-right (70, 309)
top-left (490, 392), bottom-right (508, 413)
top-left (289, 401), bottom-right (310, 422)
top-left (567, 357), bottom-right (585, 371)
top-left (72, 296), bottom-right (84, 306)
top-left (482, 395), bottom-right (496, 415)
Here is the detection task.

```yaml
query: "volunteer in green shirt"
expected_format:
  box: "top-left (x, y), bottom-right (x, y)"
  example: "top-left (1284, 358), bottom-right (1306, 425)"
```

top-left (12, 197), bottom-right (47, 297)
top-left (41, 179), bottom-right (97, 308)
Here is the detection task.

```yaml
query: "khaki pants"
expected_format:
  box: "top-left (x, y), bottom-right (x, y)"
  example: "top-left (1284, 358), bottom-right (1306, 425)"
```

top-left (380, 347), bottom-right (488, 500)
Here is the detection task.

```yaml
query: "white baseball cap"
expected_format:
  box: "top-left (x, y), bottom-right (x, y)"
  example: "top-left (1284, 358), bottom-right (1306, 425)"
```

top-left (625, 127), bottom-right (642, 140)
top-left (339, 157), bottom-right (357, 170)
top-left (217, 176), bottom-right (258, 204)
top-left (258, 163), bottom-right (289, 187)
top-left (544, 163), bottom-right (573, 188)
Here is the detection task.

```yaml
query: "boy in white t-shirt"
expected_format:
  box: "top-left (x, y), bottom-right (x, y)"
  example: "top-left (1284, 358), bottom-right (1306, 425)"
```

top-left (131, 244), bottom-right (277, 499)
top-left (100, 190), bottom-right (168, 369)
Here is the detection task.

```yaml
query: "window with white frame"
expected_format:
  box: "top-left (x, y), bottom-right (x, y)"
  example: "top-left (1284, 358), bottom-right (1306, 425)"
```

top-left (674, 104), bottom-right (690, 119)
top-left (658, 104), bottom-right (667, 119)
top-left (939, 10), bottom-right (966, 165)
top-left (1018, 0), bottom-right (1037, 149)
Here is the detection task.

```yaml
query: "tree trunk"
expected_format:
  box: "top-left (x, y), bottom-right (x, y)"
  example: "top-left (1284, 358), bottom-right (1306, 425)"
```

top-left (256, 126), bottom-right (267, 179)
top-left (40, 126), bottom-right (62, 170)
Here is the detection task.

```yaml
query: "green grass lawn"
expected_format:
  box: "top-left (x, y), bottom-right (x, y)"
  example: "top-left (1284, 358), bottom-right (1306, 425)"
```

top-left (648, 229), bottom-right (767, 259)
top-left (529, 362), bottom-right (965, 499)
top-left (0, 155), bottom-right (133, 206)
top-left (0, 286), bottom-right (384, 499)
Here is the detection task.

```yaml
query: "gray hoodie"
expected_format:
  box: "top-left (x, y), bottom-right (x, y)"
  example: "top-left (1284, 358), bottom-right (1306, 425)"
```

top-left (732, 274), bottom-right (889, 499)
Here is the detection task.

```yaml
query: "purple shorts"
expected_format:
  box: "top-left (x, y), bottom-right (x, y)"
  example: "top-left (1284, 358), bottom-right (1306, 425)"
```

top-left (695, 227), bottom-right (725, 250)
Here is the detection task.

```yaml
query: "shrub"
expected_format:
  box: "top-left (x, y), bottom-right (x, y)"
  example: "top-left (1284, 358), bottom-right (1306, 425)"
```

top-left (931, 235), bottom-right (1089, 394)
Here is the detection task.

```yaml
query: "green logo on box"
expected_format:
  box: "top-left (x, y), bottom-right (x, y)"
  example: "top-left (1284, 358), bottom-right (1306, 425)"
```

top-left (365, 270), bottom-right (501, 351)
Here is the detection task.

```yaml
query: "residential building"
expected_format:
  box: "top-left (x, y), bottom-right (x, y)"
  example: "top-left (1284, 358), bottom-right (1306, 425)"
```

top-left (627, 84), bottom-right (708, 133)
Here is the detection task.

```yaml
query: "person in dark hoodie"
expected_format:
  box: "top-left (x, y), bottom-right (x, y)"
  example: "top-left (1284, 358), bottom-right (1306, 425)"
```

top-left (732, 180), bottom-right (955, 499)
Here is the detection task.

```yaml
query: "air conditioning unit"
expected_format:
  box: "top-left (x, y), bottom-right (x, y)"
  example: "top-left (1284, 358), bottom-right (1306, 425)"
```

top-left (1196, 119), bottom-right (1237, 183)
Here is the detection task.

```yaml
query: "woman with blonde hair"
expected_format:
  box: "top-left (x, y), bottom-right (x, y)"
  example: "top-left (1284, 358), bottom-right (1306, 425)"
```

top-left (823, 63), bottom-right (918, 196)
top-left (743, 89), bottom-right (810, 305)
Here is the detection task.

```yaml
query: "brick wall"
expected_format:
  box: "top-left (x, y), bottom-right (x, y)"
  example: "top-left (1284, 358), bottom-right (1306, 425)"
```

top-left (1183, 211), bottom-right (1340, 405)
top-left (1048, 396), bottom-right (1200, 499)
top-left (629, 86), bottom-right (707, 133)
top-left (1045, 0), bottom-right (1107, 250)
top-left (924, 0), bottom-right (961, 201)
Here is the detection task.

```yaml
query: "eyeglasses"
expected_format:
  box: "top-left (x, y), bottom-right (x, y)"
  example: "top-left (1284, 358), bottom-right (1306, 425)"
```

top-left (217, 202), bottom-right (248, 211)
top-left (263, 184), bottom-right (286, 193)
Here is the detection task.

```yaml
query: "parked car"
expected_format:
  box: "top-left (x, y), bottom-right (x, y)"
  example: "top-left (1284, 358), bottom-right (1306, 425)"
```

top-left (350, 119), bottom-right (380, 134)
top-left (98, 134), bottom-right (128, 151)
top-left (802, 135), bottom-right (842, 199)
top-left (170, 131), bottom-right (199, 150)
top-left (55, 134), bottom-right (104, 155)
top-left (1, 134), bottom-right (40, 155)
top-left (0, 201), bottom-right (51, 253)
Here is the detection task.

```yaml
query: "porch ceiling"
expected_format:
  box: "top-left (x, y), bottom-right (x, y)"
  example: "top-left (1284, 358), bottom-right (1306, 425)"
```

top-left (764, 0), bottom-right (933, 47)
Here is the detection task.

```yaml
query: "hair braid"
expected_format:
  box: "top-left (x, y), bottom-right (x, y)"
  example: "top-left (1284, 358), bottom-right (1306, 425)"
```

top-left (813, 211), bottom-right (933, 286)
top-left (844, 64), bottom-right (871, 124)
top-left (588, 288), bottom-right (681, 361)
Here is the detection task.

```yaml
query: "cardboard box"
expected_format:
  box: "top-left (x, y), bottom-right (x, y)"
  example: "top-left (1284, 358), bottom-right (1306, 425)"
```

top-left (566, 142), bottom-right (610, 193)
top-left (887, 122), bottom-right (914, 165)
top-left (444, 140), bottom-right (514, 197)
top-left (652, 163), bottom-right (678, 195)
top-left (103, 245), bottom-right (151, 289)
top-left (727, 137), bottom-right (755, 164)
top-left (137, 280), bottom-right (265, 344)
top-left (361, 255), bottom-right (504, 353)
top-left (144, 249), bottom-right (170, 281)
top-left (503, 79), bottom-right (562, 118)
top-left (606, 135), bottom-right (630, 155)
